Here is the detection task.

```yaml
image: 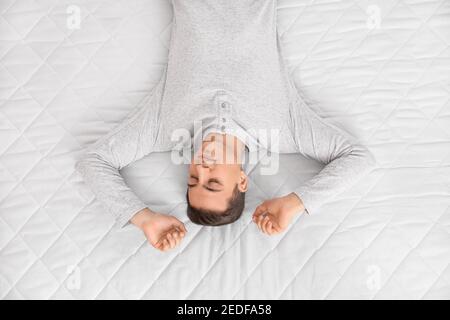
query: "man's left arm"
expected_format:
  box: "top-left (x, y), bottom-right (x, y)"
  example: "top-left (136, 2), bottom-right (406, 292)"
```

top-left (253, 98), bottom-right (376, 235)
top-left (289, 98), bottom-right (376, 215)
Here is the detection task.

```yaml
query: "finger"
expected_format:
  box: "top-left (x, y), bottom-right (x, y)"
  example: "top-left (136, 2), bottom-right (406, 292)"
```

top-left (177, 234), bottom-right (183, 247)
top-left (170, 232), bottom-right (178, 248)
top-left (257, 215), bottom-right (265, 232)
top-left (173, 231), bottom-right (181, 246)
top-left (175, 226), bottom-right (186, 237)
top-left (154, 237), bottom-right (164, 248)
top-left (177, 226), bottom-right (185, 234)
top-left (267, 221), bottom-right (274, 235)
top-left (253, 205), bottom-right (267, 220)
top-left (175, 222), bottom-right (187, 233)
top-left (262, 216), bottom-right (271, 234)
top-left (154, 241), bottom-right (163, 251)
top-left (253, 204), bottom-right (267, 218)
top-left (162, 238), bottom-right (169, 251)
top-left (252, 214), bottom-right (259, 225)
top-left (167, 233), bottom-right (176, 249)
top-left (265, 220), bottom-right (272, 235)
top-left (272, 221), bottom-right (282, 234)
top-left (255, 215), bottom-right (262, 229)
top-left (260, 216), bottom-right (268, 234)
top-left (265, 217), bottom-right (274, 235)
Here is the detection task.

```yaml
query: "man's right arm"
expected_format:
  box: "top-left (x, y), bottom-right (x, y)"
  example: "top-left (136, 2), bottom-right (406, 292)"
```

top-left (76, 80), bottom-right (163, 228)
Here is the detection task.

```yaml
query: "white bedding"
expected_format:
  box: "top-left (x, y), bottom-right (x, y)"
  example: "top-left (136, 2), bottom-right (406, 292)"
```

top-left (0, 0), bottom-right (449, 299)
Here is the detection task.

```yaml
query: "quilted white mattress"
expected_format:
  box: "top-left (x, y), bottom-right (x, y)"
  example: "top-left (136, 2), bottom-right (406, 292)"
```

top-left (1, 0), bottom-right (449, 299)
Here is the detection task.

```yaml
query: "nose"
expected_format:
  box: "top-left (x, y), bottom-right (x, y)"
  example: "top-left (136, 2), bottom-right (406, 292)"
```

top-left (197, 160), bottom-right (214, 169)
top-left (198, 162), bottom-right (209, 168)
top-left (191, 161), bottom-right (212, 184)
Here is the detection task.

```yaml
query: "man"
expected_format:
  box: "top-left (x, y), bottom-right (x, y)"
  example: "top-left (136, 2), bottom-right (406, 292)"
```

top-left (76, 0), bottom-right (375, 252)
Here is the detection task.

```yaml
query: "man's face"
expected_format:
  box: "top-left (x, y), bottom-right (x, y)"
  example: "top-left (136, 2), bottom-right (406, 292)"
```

top-left (187, 133), bottom-right (247, 211)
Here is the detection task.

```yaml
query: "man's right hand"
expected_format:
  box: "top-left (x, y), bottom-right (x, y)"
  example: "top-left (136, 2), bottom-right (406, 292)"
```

top-left (131, 208), bottom-right (187, 252)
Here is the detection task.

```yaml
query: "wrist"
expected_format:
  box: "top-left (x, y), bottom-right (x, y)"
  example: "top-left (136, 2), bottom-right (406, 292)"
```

top-left (130, 208), bottom-right (155, 230)
top-left (285, 193), bottom-right (305, 214)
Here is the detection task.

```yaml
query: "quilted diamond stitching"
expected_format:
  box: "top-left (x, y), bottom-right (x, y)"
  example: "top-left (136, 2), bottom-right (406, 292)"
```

top-left (1, 0), bottom-right (449, 300)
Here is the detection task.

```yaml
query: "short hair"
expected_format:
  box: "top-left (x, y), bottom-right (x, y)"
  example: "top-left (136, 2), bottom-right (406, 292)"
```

top-left (186, 185), bottom-right (245, 226)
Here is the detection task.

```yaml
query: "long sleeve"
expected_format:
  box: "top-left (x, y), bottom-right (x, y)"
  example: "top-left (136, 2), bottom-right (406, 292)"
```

top-left (76, 76), bottom-right (164, 227)
top-left (290, 96), bottom-right (376, 215)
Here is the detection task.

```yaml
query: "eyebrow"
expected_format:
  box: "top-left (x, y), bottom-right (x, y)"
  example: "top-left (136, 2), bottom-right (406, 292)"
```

top-left (188, 177), bottom-right (223, 192)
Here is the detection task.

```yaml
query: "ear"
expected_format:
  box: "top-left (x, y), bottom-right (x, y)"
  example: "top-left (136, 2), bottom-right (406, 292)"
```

top-left (237, 170), bottom-right (248, 192)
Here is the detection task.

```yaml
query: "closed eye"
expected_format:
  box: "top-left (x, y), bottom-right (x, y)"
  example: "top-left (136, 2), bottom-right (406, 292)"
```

top-left (204, 186), bottom-right (221, 192)
top-left (187, 177), bottom-right (223, 192)
top-left (188, 175), bottom-right (198, 188)
top-left (208, 178), bottom-right (223, 186)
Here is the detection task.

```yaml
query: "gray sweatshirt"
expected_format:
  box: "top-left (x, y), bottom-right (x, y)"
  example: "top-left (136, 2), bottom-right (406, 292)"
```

top-left (76, 0), bottom-right (376, 227)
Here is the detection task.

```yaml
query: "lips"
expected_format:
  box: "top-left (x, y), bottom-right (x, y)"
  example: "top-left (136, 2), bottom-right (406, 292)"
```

top-left (201, 153), bottom-right (216, 164)
top-left (192, 148), bottom-right (216, 164)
